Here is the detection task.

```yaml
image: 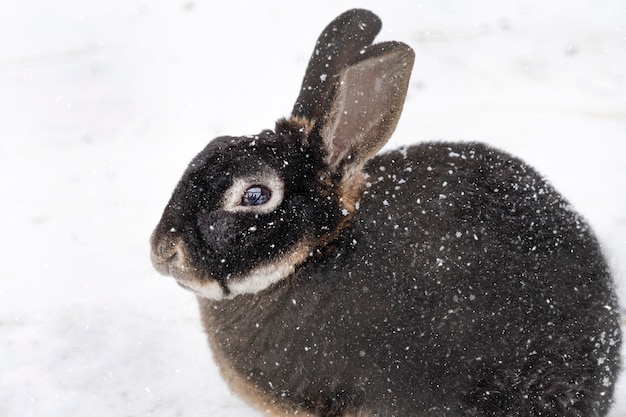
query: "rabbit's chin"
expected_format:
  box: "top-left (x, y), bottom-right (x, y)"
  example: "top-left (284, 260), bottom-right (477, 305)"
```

top-left (173, 241), bottom-right (313, 301)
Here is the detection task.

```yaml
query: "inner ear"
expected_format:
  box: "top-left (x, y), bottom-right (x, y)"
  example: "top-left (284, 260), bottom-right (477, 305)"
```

top-left (319, 42), bottom-right (415, 172)
top-left (222, 171), bottom-right (284, 214)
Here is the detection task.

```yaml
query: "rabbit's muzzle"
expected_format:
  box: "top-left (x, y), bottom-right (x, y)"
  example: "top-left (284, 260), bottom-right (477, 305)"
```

top-left (150, 230), bottom-right (200, 282)
top-left (150, 231), bottom-right (185, 276)
top-left (150, 228), bottom-right (231, 300)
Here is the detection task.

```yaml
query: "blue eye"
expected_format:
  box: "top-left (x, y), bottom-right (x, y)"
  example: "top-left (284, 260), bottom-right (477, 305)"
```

top-left (241, 185), bottom-right (271, 206)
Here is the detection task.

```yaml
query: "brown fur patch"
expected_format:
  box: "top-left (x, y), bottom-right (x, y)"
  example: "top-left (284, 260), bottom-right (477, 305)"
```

top-left (338, 170), bottom-right (364, 214)
top-left (275, 116), bottom-right (316, 145)
top-left (318, 168), bottom-right (364, 249)
top-left (204, 322), bottom-right (317, 417)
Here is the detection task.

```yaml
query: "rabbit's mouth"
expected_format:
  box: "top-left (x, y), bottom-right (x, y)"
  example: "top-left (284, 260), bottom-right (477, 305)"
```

top-left (175, 277), bottom-right (225, 300)
top-left (156, 255), bottom-right (227, 300)
top-left (150, 231), bottom-right (225, 299)
top-left (183, 240), bottom-right (312, 301)
top-left (152, 229), bottom-right (314, 301)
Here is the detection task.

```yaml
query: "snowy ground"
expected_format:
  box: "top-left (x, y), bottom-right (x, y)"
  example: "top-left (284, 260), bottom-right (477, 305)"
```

top-left (1, 1), bottom-right (625, 416)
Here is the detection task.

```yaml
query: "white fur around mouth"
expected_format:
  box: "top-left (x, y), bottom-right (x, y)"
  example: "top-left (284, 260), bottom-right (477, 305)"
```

top-left (176, 241), bottom-right (311, 301)
top-left (177, 278), bottom-right (225, 300)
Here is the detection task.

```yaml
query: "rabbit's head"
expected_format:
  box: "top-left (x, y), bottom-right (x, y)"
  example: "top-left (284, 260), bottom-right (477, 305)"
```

top-left (151, 9), bottom-right (414, 300)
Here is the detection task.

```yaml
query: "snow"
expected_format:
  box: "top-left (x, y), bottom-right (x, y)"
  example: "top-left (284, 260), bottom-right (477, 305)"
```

top-left (1, 0), bottom-right (625, 416)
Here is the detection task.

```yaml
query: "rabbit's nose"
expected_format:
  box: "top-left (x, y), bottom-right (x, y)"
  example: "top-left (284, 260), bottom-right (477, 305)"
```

top-left (150, 231), bottom-right (184, 276)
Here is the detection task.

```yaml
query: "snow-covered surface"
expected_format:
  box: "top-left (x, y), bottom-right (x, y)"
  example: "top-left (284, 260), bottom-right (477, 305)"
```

top-left (1, 0), bottom-right (625, 415)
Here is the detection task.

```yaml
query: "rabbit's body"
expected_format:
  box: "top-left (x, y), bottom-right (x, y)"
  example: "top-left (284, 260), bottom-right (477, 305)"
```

top-left (151, 9), bottom-right (621, 417)
top-left (199, 142), bottom-right (620, 416)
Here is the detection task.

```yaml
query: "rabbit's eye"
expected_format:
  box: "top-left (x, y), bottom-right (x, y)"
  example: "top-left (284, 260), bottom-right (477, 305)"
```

top-left (223, 173), bottom-right (283, 213)
top-left (242, 185), bottom-right (271, 206)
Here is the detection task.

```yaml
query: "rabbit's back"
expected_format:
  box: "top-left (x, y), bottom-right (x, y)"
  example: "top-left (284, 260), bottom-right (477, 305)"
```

top-left (356, 141), bottom-right (620, 413)
top-left (201, 141), bottom-right (620, 416)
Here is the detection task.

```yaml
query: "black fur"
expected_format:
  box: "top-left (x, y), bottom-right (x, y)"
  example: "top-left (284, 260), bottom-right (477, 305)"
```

top-left (153, 125), bottom-right (336, 287)
top-left (151, 9), bottom-right (621, 417)
top-left (196, 143), bottom-right (620, 416)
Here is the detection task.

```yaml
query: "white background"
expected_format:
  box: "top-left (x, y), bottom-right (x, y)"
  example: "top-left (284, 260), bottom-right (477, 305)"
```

top-left (1, 1), bottom-right (624, 416)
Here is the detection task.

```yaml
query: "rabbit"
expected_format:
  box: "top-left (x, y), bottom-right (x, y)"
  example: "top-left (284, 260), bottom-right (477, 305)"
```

top-left (150, 8), bottom-right (621, 417)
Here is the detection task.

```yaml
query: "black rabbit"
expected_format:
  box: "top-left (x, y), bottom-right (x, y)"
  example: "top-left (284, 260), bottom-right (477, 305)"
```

top-left (151, 9), bottom-right (621, 417)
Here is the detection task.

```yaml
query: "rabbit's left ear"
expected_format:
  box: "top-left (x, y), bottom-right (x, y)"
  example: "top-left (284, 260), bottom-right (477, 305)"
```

top-left (317, 41), bottom-right (415, 173)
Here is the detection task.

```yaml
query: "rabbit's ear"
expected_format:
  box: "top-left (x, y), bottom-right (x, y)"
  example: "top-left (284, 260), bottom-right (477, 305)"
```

top-left (291, 9), bottom-right (381, 121)
top-left (318, 41), bottom-right (414, 172)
